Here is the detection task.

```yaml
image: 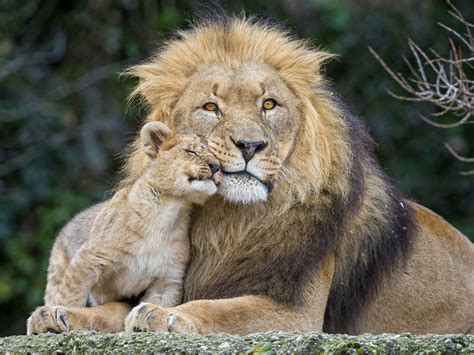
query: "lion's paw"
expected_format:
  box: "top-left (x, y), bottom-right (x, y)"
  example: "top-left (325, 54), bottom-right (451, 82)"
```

top-left (166, 312), bottom-right (199, 334)
top-left (125, 302), bottom-right (199, 334)
top-left (125, 303), bottom-right (166, 332)
top-left (27, 306), bottom-right (70, 335)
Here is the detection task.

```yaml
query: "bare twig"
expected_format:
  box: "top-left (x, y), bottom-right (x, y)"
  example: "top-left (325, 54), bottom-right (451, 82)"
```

top-left (444, 142), bottom-right (474, 162)
top-left (370, 0), bottom-right (473, 175)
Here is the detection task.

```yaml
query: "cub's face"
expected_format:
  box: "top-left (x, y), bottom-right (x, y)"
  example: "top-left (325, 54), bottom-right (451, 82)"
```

top-left (141, 122), bottom-right (221, 205)
top-left (171, 62), bottom-right (300, 204)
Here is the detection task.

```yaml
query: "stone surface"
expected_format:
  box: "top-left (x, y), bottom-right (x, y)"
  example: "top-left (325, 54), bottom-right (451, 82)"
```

top-left (0, 331), bottom-right (473, 353)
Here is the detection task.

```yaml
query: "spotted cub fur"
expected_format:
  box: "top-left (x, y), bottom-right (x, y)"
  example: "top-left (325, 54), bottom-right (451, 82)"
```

top-left (27, 121), bottom-right (220, 334)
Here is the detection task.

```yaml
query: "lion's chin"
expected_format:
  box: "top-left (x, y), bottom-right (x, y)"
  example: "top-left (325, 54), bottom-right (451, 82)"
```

top-left (218, 172), bottom-right (269, 205)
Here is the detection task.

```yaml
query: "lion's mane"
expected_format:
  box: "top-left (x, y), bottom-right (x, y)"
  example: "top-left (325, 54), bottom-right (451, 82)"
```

top-left (123, 16), bottom-right (415, 334)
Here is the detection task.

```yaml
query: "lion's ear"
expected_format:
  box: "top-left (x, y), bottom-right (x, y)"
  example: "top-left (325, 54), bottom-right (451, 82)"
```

top-left (140, 121), bottom-right (174, 158)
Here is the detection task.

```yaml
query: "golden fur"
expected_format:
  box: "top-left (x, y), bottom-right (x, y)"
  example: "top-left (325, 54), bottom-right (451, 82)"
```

top-left (27, 17), bottom-right (473, 335)
top-left (27, 122), bottom-right (221, 335)
top-left (121, 18), bottom-right (350, 204)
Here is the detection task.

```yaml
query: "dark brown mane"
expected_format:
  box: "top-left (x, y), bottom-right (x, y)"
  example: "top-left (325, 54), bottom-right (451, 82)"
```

top-left (322, 93), bottom-right (417, 333)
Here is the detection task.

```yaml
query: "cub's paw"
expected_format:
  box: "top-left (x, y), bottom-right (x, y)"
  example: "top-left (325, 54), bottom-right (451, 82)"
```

top-left (125, 303), bottom-right (199, 334)
top-left (27, 306), bottom-right (70, 335)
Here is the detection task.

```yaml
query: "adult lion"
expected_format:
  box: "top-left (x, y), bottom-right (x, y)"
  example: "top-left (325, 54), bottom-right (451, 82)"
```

top-left (28, 17), bottom-right (473, 335)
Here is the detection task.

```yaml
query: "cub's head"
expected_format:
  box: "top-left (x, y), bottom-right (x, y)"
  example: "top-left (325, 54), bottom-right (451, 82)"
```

top-left (128, 19), bottom-right (351, 205)
top-left (141, 121), bottom-right (221, 205)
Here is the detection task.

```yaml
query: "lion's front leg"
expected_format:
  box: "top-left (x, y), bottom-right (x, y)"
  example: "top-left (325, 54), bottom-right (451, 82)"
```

top-left (125, 295), bottom-right (317, 335)
top-left (27, 302), bottom-right (131, 334)
top-left (126, 255), bottom-right (335, 335)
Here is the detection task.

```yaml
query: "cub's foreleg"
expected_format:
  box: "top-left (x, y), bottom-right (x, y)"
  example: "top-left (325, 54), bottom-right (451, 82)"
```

top-left (126, 270), bottom-right (185, 331)
top-left (140, 276), bottom-right (184, 308)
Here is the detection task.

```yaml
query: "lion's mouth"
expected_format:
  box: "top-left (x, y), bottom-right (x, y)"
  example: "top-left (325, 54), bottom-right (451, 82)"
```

top-left (223, 171), bottom-right (274, 192)
top-left (217, 171), bottom-right (272, 204)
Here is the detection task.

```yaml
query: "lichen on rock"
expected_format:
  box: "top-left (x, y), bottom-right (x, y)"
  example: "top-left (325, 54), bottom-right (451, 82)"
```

top-left (0, 331), bottom-right (472, 353)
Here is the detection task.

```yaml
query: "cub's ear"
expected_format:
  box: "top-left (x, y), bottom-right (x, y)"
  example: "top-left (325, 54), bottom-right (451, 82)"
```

top-left (140, 121), bottom-right (174, 158)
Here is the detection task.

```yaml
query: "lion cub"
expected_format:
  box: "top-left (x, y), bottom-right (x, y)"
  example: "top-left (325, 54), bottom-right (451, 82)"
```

top-left (28, 122), bottom-right (220, 332)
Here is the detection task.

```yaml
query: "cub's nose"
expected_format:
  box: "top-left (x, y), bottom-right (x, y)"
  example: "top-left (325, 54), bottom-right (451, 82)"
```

top-left (235, 140), bottom-right (267, 162)
top-left (208, 163), bottom-right (219, 174)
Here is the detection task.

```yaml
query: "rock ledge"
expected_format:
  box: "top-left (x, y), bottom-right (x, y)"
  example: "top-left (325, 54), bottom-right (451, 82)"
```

top-left (0, 331), bottom-right (472, 353)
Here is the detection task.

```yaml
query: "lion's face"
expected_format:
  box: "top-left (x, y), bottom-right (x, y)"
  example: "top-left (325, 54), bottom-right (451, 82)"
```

top-left (171, 63), bottom-right (300, 204)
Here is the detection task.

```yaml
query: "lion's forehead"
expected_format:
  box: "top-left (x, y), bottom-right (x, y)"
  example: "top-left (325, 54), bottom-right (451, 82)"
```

top-left (195, 62), bottom-right (275, 79)
top-left (190, 62), bottom-right (285, 97)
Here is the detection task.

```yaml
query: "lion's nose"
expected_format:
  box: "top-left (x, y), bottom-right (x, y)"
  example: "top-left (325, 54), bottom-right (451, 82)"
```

top-left (235, 140), bottom-right (267, 162)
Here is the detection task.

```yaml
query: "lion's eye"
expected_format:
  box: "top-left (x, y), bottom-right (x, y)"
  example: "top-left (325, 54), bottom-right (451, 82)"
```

top-left (262, 99), bottom-right (276, 110)
top-left (203, 102), bottom-right (218, 112)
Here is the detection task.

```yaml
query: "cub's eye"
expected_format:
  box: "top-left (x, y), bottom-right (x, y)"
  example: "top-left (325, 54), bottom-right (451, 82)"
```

top-left (262, 99), bottom-right (276, 110)
top-left (184, 149), bottom-right (201, 157)
top-left (203, 102), bottom-right (218, 112)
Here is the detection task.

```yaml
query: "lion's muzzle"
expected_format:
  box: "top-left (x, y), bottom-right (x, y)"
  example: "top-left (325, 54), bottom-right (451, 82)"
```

top-left (207, 132), bottom-right (281, 204)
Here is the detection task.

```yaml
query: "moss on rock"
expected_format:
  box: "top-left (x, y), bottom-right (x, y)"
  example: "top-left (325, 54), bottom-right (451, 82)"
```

top-left (0, 331), bottom-right (472, 353)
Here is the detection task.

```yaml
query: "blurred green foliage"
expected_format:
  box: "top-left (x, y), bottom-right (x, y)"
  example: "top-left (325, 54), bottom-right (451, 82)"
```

top-left (0, 0), bottom-right (472, 336)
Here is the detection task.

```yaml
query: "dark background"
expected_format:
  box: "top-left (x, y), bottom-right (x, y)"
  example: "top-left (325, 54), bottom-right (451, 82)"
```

top-left (0, 0), bottom-right (472, 336)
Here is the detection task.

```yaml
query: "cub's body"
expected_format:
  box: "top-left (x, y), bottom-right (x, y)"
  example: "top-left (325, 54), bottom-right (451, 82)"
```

top-left (91, 198), bottom-right (189, 306)
top-left (27, 122), bottom-right (220, 334)
top-left (47, 188), bottom-right (193, 307)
